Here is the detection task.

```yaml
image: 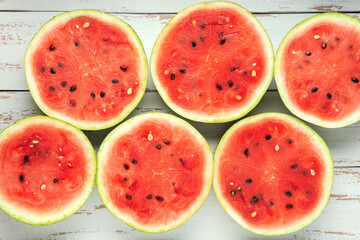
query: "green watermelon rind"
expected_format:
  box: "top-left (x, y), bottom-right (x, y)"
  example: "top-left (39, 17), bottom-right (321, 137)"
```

top-left (24, 10), bottom-right (148, 131)
top-left (274, 12), bottom-right (360, 128)
top-left (96, 112), bottom-right (213, 233)
top-left (0, 116), bottom-right (96, 226)
top-left (213, 113), bottom-right (334, 235)
top-left (150, 1), bottom-right (274, 123)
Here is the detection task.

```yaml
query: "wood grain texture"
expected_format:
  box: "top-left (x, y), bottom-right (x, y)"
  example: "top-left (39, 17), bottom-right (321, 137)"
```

top-left (0, 91), bottom-right (359, 167)
top-left (1, 12), bottom-right (359, 91)
top-left (0, 0), bottom-right (359, 13)
top-left (0, 168), bottom-right (358, 240)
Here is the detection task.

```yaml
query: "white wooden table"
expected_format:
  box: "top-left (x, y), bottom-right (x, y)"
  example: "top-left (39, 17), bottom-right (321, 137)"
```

top-left (0, 1), bottom-right (359, 239)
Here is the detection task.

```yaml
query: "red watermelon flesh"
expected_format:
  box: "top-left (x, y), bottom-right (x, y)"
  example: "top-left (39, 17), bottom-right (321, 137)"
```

top-left (25, 10), bottom-right (148, 130)
top-left (0, 116), bottom-right (96, 225)
top-left (97, 113), bottom-right (213, 232)
top-left (214, 113), bottom-right (333, 235)
top-left (275, 13), bottom-right (360, 127)
top-left (151, 2), bottom-right (273, 122)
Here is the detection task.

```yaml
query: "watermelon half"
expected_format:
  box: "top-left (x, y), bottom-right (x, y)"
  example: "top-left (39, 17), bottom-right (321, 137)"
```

top-left (151, 1), bottom-right (274, 123)
top-left (25, 10), bottom-right (148, 130)
top-left (97, 113), bottom-right (213, 232)
top-left (275, 13), bottom-right (360, 128)
top-left (213, 113), bottom-right (333, 235)
top-left (0, 116), bottom-right (96, 225)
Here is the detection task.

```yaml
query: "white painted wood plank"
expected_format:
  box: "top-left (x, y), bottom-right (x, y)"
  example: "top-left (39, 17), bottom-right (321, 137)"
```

top-left (1, 12), bottom-right (359, 91)
top-left (0, 0), bottom-right (359, 13)
top-left (0, 91), bottom-right (359, 167)
top-left (0, 168), bottom-right (358, 239)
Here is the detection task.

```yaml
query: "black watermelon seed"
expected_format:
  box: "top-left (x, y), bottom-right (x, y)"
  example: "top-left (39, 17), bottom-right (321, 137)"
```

top-left (58, 62), bottom-right (65, 68)
top-left (178, 158), bottom-right (183, 163)
top-left (49, 86), bottom-right (55, 92)
top-left (228, 80), bottom-right (233, 88)
top-left (19, 174), bottom-right (24, 182)
top-left (163, 139), bottom-right (170, 145)
top-left (230, 189), bottom-right (236, 196)
top-left (112, 79), bottom-right (119, 84)
top-left (126, 194), bottom-right (132, 200)
top-left (69, 100), bottom-right (76, 107)
top-left (327, 93), bottom-right (332, 100)
top-left (147, 194), bottom-right (152, 199)
top-left (287, 139), bottom-right (293, 144)
top-left (216, 84), bottom-right (222, 90)
top-left (286, 204), bottom-right (293, 209)
top-left (199, 36), bottom-right (205, 42)
top-left (191, 41), bottom-right (197, 48)
top-left (265, 135), bottom-right (272, 140)
top-left (156, 144), bottom-right (161, 150)
top-left (40, 67), bottom-right (46, 72)
top-left (61, 81), bottom-right (67, 88)
top-left (155, 196), bottom-right (163, 202)
top-left (24, 155), bottom-right (29, 163)
top-left (49, 44), bottom-right (56, 51)
top-left (74, 41), bottom-right (79, 47)
top-left (311, 87), bottom-right (318, 93)
top-left (131, 159), bottom-right (137, 164)
top-left (91, 92), bottom-right (95, 98)
top-left (285, 191), bottom-right (292, 197)
top-left (321, 42), bottom-right (327, 49)
top-left (352, 78), bottom-right (359, 83)
top-left (291, 164), bottom-right (298, 169)
top-left (46, 151), bottom-right (50, 155)
top-left (170, 73), bottom-right (175, 80)
top-left (349, 45), bottom-right (353, 50)
top-left (220, 38), bottom-right (226, 45)
top-left (244, 148), bottom-right (249, 156)
top-left (230, 68), bottom-right (236, 72)
top-left (100, 91), bottom-right (105, 98)
top-left (124, 163), bottom-right (129, 170)
top-left (50, 68), bottom-right (56, 74)
top-left (245, 178), bottom-right (253, 184)
top-left (200, 23), bottom-right (206, 29)
top-left (269, 201), bottom-right (274, 207)
top-left (305, 51), bottom-right (311, 56)
top-left (306, 189), bottom-right (312, 195)
top-left (251, 196), bottom-right (258, 204)
top-left (123, 177), bottom-right (127, 182)
top-left (69, 85), bottom-right (77, 92)
top-left (53, 178), bottom-right (59, 183)
top-left (120, 65), bottom-right (128, 71)
top-left (335, 37), bottom-right (340, 41)
top-left (179, 69), bottom-right (186, 74)
top-left (172, 182), bottom-right (175, 186)
top-left (243, 71), bottom-right (248, 76)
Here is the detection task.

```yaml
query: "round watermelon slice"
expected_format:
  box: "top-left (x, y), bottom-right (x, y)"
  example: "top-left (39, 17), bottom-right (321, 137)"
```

top-left (97, 113), bottom-right (213, 232)
top-left (213, 113), bottom-right (333, 235)
top-left (25, 10), bottom-right (148, 130)
top-left (151, 2), bottom-right (274, 123)
top-left (275, 13), bottom-right (360, 128)
top-left (0, 116), bottom-right (96, 225)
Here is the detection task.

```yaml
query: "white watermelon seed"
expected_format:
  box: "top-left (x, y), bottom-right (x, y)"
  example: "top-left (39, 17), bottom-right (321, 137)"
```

top-left (314, 35), bottom-right (320, 39)
top-left (83, 22), bottom-right (90, 28)
top-left (252, 63), bottom-right (257, 66)
top-left (192, 20), bottom-right (197, 27)
top-left (164, 69), bottom-right (170, 75)
top-left (76, 24), bottom-right (79, 29)
top-left (252, 70), bottom-right (256, 77)
top-left (311, 169), bottom-right (316, 176)
top-left (127, 88), bottom-right (132, 95)
top-left (178, 88), bottom-right (184, 93)
top-left (148, 133), bottom-right (153, 141)
top-left (251, 211), bottom-right (257, 217)
top-left (30, 145), bottom-right (34, 148)
top-left (67, 163), bottom-right (72, 168)
top-left (225, 17), bottom-right (230, 23)
top-left (235, 95), bottom-right (242, 100)
top-left (229, 182), bottom-right (234, 186)
top-left (41, 184), bottom-right (46, 190)
top-left (32, 140), bottom-right (39, 144)
top-left (292, 50), bottom-right (296, 54)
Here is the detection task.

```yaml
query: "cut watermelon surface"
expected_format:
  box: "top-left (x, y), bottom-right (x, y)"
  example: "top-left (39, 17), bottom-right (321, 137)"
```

top-left (275, 13), bottom-right (360, 128)
top-left (151, 2), bottom-right (274, 123)
top-left (97, 113), bottom-right (213, 232)
top-left (0, 116), bottom-right (96, 225)
top-left (213, 113), bottom-right (333, 235)
top-left (25, 10), bottom-right (148, 130)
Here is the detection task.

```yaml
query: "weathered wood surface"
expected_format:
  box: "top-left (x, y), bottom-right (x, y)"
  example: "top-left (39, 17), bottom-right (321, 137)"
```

top-left (0, 0), bottom-right (360, 13)
top-left (0, 0), bottom-right (359, 239)
top-left (1, 12), bottom-right (360, 91)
